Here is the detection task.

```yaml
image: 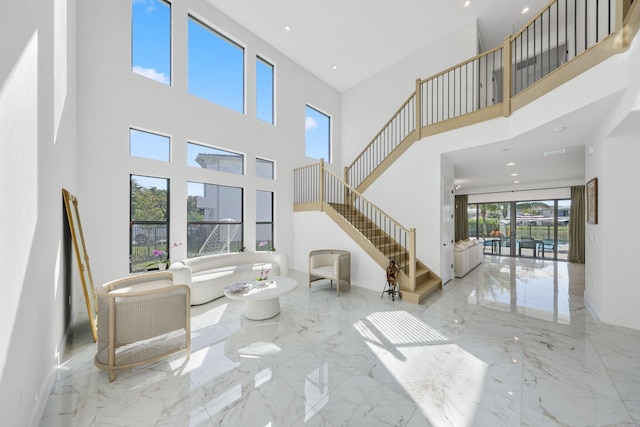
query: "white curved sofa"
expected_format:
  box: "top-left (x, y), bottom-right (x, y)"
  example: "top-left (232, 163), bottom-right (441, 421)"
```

top-left (169, 251), bottom-right (289, 305)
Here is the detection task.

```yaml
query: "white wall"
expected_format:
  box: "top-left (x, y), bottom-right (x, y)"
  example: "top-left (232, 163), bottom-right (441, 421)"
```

top-left (333, 20), bottom-right (478, 279)
top-left (360, 35), bottom-right (635, 284)
top-left (75, 0), bottom-right (341, 289)
top-left (293, 211), bottom-right (385, 292)
top-left (340, 20), bottom-right (479, 164)
top-left (0, 0), bottom-right (78, 425)
top-left (584, 31), bottom-right (640, 330)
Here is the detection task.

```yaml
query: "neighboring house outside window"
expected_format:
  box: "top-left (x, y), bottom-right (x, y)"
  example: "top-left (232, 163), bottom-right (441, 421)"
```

top-left (187, 182), bottom-right (243, 256)
top-left (187, 142), bottom-right (244, 175)
top-left (256, 157), bottom-right (274, 179)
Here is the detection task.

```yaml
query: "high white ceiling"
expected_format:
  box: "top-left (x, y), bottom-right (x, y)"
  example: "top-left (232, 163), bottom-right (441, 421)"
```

top-left (206, 0), bottom-right (550, 92)
top-left (204, 0), bottom-right (605, 193)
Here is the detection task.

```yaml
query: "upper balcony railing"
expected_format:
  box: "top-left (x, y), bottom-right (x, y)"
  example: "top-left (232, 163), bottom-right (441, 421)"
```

top-left (346, 0), bottom-right (636, 190)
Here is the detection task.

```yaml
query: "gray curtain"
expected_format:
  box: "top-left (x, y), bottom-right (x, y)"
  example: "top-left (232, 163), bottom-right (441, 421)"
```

top-left (455, 195), bottom-right (469, 242)
top-left (568, 185), bottom-right (585, 263)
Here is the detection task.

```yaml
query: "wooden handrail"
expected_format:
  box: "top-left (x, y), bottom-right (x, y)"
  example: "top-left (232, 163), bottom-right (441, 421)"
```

top-left (295, 0), bottom-right (638, 301)
top-left (346, 92), bottom-right (416, 171)
top-left (417, 44), bottom-right (504, 86)
top-left (344, 0), bottom-right (637, 193)
top-left (323, 166), bottom-right (411, 235)
top-left (511, 0), bottom-right (560, 40)
top-left (623, 0), bottom-right (640, 46)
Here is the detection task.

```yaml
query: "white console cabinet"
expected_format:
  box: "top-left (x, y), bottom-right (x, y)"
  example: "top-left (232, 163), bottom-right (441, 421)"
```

top-left (454, 239), bottom-right (484, 278)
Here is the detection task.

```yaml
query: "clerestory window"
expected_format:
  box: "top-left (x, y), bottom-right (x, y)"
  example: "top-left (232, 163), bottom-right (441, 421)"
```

top-left (131, 0), bottom-right (171, 85)
top-left (188, 16), bottom-right (245, 113)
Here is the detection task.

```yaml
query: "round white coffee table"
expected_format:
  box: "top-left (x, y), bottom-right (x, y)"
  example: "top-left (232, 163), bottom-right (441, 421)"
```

top-left (224, 276), bottom-right (298, 320)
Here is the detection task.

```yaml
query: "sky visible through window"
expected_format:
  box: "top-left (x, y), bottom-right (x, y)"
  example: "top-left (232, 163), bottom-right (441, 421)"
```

top-left (256, 57), bottom-right (274, 124)
top-left (132, 1), bottom-right (329, 165)
top-left (132, 0), bottom-right (171, 85)
top-left (130, 129), bottom-right (170, 161)
top-left (305, 105), bottom-right (330, 162)
top-left (188, 16), bottom-right (244, 113)
top-left (131, 174), bottom-right (167, 193)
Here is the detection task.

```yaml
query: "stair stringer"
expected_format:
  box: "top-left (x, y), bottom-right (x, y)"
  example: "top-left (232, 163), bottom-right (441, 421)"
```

top-left (323, 202), bottom-right (442, 304)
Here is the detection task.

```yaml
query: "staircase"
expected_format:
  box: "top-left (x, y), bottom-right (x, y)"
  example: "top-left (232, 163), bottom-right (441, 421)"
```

top-left (293, 0), bottom-right (639, 303)
top-left (328, 202), bottom-right (441, 303)
top-left (294, 160), bottom-right (442, 304)
top-left (346, 0), bottom-right (638, 194)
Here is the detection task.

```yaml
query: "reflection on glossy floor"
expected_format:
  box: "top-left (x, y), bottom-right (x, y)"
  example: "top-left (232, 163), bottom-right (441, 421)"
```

top-left (40, 258), bottom-right (640, 426)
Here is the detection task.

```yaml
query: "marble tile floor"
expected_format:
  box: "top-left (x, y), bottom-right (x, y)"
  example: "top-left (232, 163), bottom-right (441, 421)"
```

top-left (40, 257), bottom-right (640, 426)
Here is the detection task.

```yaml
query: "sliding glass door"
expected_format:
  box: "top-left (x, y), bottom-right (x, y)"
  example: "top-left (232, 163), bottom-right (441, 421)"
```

top-left (513, 199), bottom-right (570, 260)
top-left (468, 198), bottom-right (571, 260)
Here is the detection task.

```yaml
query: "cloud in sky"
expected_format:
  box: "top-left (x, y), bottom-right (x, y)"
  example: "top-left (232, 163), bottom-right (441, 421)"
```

top-left (305, 116), bottom-right (318, 131)
top-left (132, 0), bottom-right (155, 12)
top-left (132, 66), bottom-right (169, 85)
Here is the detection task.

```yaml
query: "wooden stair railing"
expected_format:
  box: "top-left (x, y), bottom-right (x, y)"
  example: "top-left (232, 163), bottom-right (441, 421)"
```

top-left (292, 1), bottom-right (640, 303)
top-left (294, 160), bottom-right (442, 303)
top-left (346, 0), bottom-right (638, 194)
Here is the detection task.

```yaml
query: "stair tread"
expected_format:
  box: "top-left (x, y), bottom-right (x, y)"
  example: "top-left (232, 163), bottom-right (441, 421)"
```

top-left (326, 199), bottom-right (442, 305)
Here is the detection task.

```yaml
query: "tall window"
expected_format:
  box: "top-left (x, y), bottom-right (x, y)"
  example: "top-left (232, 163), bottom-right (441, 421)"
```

top-left (130, 128), bottom-right (170, 162)
top-left (131, 0), bottom-right (171, 85)
top-left (188, 16), bottom-right (244, 113)
top-left (256, 158), bottom-right (274, 179)
top-left (256, 56), bottom-right (274, 124)
top-left (187, 182), bottom-right (243, 256)
top-left (187, 142), bottom-right (244, 175)
top-left (305, 105), bottom-right (331, 161)
top-left (130, 175), bottom-right (169, 272)
top-left (256, 190), bottom-right (274, 251)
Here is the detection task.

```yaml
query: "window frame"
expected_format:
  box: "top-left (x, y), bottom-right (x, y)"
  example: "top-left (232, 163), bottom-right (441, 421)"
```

top-left (469, 198), bottom-right (570, 261)
top-left (305, 104), bottom-right (332, 163)
top-left (186, 181), bottom-right (244, 256)
top-left (129, 174), bottom-right (170, 273)
top-left (255, 157), bottom-right (275, 180)
top-left (187, 13), bottom-right (246, 114)
top-left (131, 0), bottom-right (172, 86)
top-left (256, 55), bottom-right (275, 124)
top-left (256, 190), bottom-right (274, 251)
top-left (129, 127), bottom-right (171, 162)
top-left (187, 141), bottom-right (245, 175)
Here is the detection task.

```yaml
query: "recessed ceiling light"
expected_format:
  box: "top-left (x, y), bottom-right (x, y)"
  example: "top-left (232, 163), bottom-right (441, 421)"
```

top-left (507, 162), bottom-right (516, 166)
top-left (514, 180), bottom-right (520, 184)
top-left (332, 65), bottom-right (338, 70)
top-left (463, 0), bottom-right (471, 7)
top-left (521, 7), bottom-right (530, 14)
top-left (511, 173), bottom-right (518, 176)
top-left (544, 148), bottom-right (567, 156)
top-left (284, 25), bottom-right (291, 32)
